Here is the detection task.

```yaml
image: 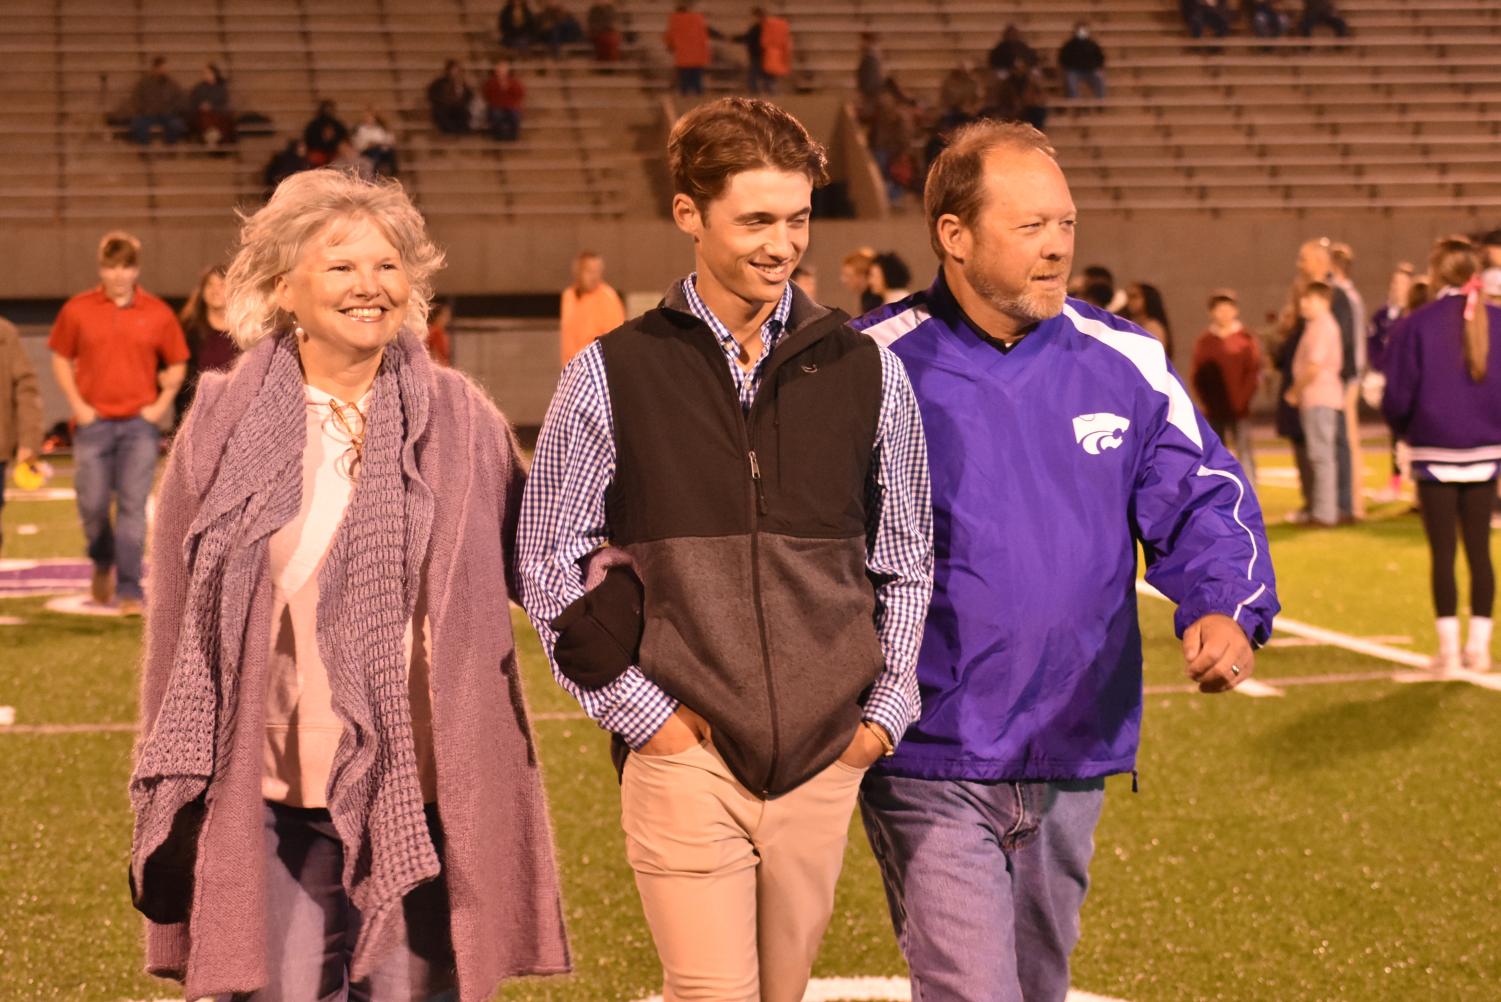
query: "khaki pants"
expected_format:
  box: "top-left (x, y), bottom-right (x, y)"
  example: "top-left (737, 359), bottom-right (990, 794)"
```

top-left (621, 738), bottom-right (865, 1002)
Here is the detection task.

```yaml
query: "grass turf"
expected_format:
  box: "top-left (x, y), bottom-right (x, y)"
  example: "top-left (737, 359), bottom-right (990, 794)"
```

top-left (1, 440), bottom-right (1498, 1000)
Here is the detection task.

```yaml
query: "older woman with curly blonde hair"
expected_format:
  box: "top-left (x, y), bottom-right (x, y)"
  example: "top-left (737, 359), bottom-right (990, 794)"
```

top-left (127, 169), bottom-right (570, 1000)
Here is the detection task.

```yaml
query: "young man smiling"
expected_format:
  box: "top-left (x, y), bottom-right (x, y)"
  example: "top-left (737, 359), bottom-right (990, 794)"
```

top-left (518, 97), bottom-right (933, 1001)
top-left (850, 120), bottom-right (1279, 1001)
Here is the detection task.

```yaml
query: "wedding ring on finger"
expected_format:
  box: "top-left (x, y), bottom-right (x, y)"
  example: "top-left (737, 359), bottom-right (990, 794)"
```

top-left (1230, 664), bottom-right (1242, 677)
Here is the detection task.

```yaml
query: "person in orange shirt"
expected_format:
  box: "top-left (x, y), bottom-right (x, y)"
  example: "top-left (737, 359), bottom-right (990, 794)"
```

top-left (759, 9), bottom-right (793, 92)
top-left (426, 300), bottom-right (454, 366)
top-left (560, 251), bottom-right (626, 366)
top-left (664, 1), bottom-right (712, 96)
top-left (49, 231), bottom-right (189, 614)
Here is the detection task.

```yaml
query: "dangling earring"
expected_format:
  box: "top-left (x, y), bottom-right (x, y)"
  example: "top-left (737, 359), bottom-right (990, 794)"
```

top-left (291, 314), bottom-right (308, 342)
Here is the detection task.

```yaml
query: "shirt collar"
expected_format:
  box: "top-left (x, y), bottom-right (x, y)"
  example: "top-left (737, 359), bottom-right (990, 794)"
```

top-left (682, 272), bottom-right (793, 350)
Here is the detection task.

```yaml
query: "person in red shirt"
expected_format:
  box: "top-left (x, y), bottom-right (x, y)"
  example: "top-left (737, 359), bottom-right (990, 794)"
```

top-left (1191, 289), bottom-right (1264, 484)
top-left (482, 60), bottom-right (526, 141)
top-left (664, 2), bottom-right (712, 96)
top-left (49, 231), bottom-right (189, 614)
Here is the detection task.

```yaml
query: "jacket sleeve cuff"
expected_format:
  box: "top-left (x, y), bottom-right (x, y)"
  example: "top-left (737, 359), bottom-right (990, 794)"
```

top-left (596, 669), bottom-right (680, 749)
top-left (861, 686), bottom-right (915, 751)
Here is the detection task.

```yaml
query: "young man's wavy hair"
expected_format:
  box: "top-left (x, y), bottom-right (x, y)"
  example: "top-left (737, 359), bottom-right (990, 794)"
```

top-left (667, 97), bottom-right (830, 213)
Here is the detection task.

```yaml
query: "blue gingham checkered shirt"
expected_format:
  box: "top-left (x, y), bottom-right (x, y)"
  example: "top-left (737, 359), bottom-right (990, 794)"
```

top-left (518, 275), bottom-right (933, 751)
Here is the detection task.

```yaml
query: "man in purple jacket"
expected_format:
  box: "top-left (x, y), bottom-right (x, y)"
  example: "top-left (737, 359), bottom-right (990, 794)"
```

top-left (849, 120), bottom-right (1279, 1001)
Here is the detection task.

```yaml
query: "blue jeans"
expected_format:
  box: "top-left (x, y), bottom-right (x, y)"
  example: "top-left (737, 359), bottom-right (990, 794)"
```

top-left (676, 67), bottom-right (705, 95)
top-left (73, 417), bottom-right (159, 601)
top-left (1063, 70), bottom-right (1105, 99)
top-left (226, 802), bottom-right (455, 1001)
top-left (129, 114), bottom-right (187, 144)
top-left (860, 774), bottom-right (1106, 1002)
top-left (1301, 405), bottom-right (1341, 525)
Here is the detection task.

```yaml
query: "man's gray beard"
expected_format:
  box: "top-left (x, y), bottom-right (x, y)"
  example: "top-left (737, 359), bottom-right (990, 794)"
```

top-left (970, 267), bottom-right (1067, 324)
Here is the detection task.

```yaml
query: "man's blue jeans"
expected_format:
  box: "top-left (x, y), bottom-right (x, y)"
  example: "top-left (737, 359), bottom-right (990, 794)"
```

top-left (73, 416), bottom-right (158, 601)
top-left (1063, 70), bottom-right (1106, 99)
top-left (860, 773), bottom-right (1106, 1002)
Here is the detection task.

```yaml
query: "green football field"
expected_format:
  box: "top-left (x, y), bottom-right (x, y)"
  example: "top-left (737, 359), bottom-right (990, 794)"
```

top-left (1, 439), bottom-right (1498, 1002)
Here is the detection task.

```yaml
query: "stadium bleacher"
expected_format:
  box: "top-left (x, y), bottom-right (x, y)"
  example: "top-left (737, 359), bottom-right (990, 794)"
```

top-left (2, 0), bottom-right (1499, 225)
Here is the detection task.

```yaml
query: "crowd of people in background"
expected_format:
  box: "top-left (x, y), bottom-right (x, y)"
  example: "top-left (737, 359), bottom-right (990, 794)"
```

top-left (1180, 0), bottom-right (1351, 40)
top-left (119, 56), bottom-right (240, 147)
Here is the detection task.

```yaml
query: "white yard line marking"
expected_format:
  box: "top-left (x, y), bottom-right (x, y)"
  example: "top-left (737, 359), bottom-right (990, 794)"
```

top-left (1231, 678), bottom-right (1285, 698)
top-left (628, 981), bottom-right (1128, 1002)
top-left (1266, 635), bottom-right (1411, 648)
top-left (1136, 581), bottom-right (1497, 692)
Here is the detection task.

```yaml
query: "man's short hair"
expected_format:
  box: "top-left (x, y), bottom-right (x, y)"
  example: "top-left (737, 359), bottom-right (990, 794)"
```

top-left (667, 97), bottom-right (830, 210)
top-left (575, 249), bottom-right (602, 263)
top-left (98, 230), bottom-right (141, 268)
top-left (1302, 281), bottom-right (1334, 303)
top-left (924, 120), bottom-right (1057, 258)
top-left (1207, 289), bottom-right (1238, 309)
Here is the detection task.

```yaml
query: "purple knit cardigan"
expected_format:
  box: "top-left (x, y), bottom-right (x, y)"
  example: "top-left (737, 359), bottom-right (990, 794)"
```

top-left (132, 331), bottom-right (570, 999)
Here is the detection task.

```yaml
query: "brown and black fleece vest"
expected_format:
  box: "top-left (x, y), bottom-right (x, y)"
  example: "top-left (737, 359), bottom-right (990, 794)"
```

top-left (599, 286), bottom-right (885, 797)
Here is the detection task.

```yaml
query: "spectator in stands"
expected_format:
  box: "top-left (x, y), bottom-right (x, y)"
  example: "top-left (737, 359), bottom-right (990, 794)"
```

top-left (330, 139), bottom-right (371, 179)
top-left (427, 300), bottom-right (454, 366)
top-left (1299, 0), bottom-right (1350, 37)
top-left (559, 250), bottom-right (625, 365)
top-left (1287, 282), bottom-right (1344, 526)
top-left (987, 59), bottom-right (1048, 132)
top-left (174, 264), bottom-right (237, 422)
top-left (1192, 290), bottom-right (1262, 482)
top-left (302, 100), bottom-right (349, 166)
top-left (736, 8), bottom-right (792, 96)
top-left (428, 60), bottom-right (475, 135)
top-left (857, 33), bottom-right (885, 104)
top-left (49, 231), bottom-right (188, 614)
top-left (126, 56), bottom-right (188, 145)
top-left (351, 108), bottom-right (399, 178)
top-left (1180, 0), bottom-right (1232, 39)
top-left (587, 1), bottom-right (622, 62)
top-left (499, 0), bottom-right (539, 51)
top-left (735, 10), bottom-right (767, 94)
top-left (538, 3), bottom-right (585, 58)
top-left (869, 252), bottom-right (912, 305)
top-left (1125, 281), bottom-right (1173, 356)
top-left (665, 2), bottom-right (713, 97)
top-left (483, 61), bottom-right (527, 141)
top-left (187, 62), bottom-right (235, 146)
top-left (1485, 267), bottom-right (1501, 308)
top-left (1058, 22), bottom-right (1106, 99)
top-left (263, 138), bottom-right (310, 193)
top-left (792, 264), bottom-right (818, 301)
top-left (1382, 237), bottom-right (1501, 673)
top-left (1248, 0), bottom-right (1290, 38)
top-left (939, 64), bottom-right (982, 120)
top-left (128, 171), bottom-right (570, 997)
top-left (988, 24), bottom-right (1038, 74)
top-left (0, 314), bottom-right (43, 557)
top-left (841, 247), bottom-right (881, 313)
top-left (868, 87), bottom-right (919, 204)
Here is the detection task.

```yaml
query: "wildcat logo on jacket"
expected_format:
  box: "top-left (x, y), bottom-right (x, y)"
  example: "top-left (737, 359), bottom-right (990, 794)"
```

top-left (1072, 413), bottom-right (1131, 455)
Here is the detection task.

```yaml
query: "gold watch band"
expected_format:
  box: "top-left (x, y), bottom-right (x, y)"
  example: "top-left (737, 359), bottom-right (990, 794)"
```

top-left (863, 719), bottom-right (896, 757)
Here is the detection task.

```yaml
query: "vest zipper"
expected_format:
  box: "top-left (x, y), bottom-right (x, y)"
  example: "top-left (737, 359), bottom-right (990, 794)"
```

top-left (744, 424), bottom-right (779, 795)
top-left (748, 450), bottom-right (769, 515)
